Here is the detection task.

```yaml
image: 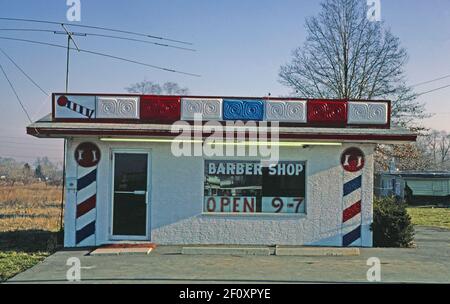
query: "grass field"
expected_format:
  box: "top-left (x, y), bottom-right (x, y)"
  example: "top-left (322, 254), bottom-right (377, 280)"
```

top-left (407, 206), bottom-right (450, 230)
top-left (0, 183), bottom-right (61, 282)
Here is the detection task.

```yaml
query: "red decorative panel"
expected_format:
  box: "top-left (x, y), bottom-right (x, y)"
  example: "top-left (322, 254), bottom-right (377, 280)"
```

top-left (140, 95), bottom-right (181, 122)
top-left (307, 99), bottom-right (347, 125)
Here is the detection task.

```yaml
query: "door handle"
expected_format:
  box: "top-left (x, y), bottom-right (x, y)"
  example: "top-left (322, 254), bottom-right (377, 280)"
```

top-left (114, 190), bottom-right (146, 195)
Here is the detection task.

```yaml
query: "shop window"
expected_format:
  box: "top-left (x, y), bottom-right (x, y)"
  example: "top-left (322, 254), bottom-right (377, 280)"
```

top-left (204, 160), bottom-right (306, 214)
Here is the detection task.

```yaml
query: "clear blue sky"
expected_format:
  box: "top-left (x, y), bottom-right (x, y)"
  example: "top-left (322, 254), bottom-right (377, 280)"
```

top-left (0, 0), bottom-right (450, 163)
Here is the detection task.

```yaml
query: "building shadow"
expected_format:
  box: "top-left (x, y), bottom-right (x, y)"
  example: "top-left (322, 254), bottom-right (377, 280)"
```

top-left (0, 229), bottom-right (62, 253)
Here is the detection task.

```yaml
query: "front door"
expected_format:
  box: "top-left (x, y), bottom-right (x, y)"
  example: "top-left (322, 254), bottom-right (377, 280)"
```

top-left (111, 151), bottom-right (150, 239)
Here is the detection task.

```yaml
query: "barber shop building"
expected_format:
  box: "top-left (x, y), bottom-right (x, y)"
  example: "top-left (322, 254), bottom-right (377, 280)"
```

top-left (27, 94), bottom-right (416, 247)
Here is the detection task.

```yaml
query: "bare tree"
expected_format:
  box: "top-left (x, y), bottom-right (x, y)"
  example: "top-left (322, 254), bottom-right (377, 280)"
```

top-left (162, 82), bottom-right (189, 95)
top-left (34, 157), bottom-right (62, 185)
top-left (375, 144), bottom-right (432, 172)
top-left (126, 80), bottom-right (189, 95)
top-left (0, 158), bottom-right (36, 185)
top-left (377, 130), bottom-right (450, 172)
top-left (438, 132), bottom-right (450, 167)
top-left (279, 0), bottom-right (426, 128)
top-left (417, 130), bottom-right (450, 170)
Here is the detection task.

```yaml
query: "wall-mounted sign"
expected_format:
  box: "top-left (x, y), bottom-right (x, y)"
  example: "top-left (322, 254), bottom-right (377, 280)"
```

top-left (52, 93), bottom-right (391, 128)
top-left (262, 196), bottom-right (304, 213)
top-left (347, 101), bottom-right (388, 125)
top-left (181, 98), bottom-right (222, 120)
top-left (139, 95), bottom-right (181, 122)
top-left (307, 99), bottom-right (347, 125)
top-left (55, 95), bottom-right (96, 119)
top-left (223, 99), bottom-right (264, 121)
top-left (265, 100), bottom-right (307, 123)
top-left (204, 160), bottom-right (306, 214)
top-left (96, 96), bottom-right (140, 119)
top-left (75, 142), bottom-right (101, 167)
top-left (341, 147), bottom-right (365, 172)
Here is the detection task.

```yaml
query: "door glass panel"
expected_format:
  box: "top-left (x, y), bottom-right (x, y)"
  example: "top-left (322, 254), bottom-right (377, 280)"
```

top-left (112, 153), bottom-right (148, 236)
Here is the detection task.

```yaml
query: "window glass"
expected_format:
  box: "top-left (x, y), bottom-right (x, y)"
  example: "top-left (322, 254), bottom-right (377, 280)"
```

top-left (204, 160), bottom-right (306, 214)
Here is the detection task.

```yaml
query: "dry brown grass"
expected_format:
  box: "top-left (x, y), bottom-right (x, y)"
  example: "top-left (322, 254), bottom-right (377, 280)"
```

top-left (0, 183), bottom-right (62, 232)
top-left (0, 183), bottom-right (63, 281)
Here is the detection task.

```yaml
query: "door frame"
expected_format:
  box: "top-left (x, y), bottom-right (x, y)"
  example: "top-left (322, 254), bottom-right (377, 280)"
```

top-left (109, 149), bottom-right (152, 241)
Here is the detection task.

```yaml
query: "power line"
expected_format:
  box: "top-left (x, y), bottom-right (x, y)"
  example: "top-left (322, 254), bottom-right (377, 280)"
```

top-left (0, 140), bottom-right (62, 146)
top-left (80, 32), bottom-right (196, 52)
top-left (416, 83), bottom-right (450, 97)
top-left (0, 47), bottom-right (49, 96)
top-left (0, 36), bottom-right (201, 77)
top-left (0, 17), bottom-right (193, 45)
top-left (0, 141), bottom-right (62, 149)
top-left (411, 74), bottom-right (450, 87)
top-left (427, 112), bottom-right (450, 116)
top-left (0, 153), bottom-right (62, 161)
top-left (0, 62), bottom-right (33, 123)
top-left (0, 28), bottom-right (196, 51)
top-left (0, 135), bottom-right (63, 141)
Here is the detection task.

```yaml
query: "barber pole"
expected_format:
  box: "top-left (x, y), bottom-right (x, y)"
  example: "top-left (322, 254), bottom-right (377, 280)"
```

top-left (341, 147), bottom-right (365, 247)
top-left (75, 166), bottom-right (97, 245)
top-left (74, 142), bottom-right (100, 246)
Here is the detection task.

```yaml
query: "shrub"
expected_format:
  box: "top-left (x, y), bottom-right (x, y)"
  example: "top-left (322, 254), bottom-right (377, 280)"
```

top-left (372, 197), bottom-right (415, 247)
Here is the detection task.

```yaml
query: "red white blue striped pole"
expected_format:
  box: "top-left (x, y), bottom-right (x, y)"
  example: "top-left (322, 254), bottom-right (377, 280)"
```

top-left (341, 147), bottom-right (365, 247)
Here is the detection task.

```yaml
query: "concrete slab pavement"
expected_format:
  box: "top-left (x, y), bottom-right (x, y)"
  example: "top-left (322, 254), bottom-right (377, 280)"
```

top-left (5, 226), bottom-right (450, 284)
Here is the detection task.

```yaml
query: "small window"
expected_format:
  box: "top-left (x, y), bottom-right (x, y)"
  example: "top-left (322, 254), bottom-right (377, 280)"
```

top-left (204, 160), bottom-right (306, 214)
top-left (432, 181), bottom-right (443, 192)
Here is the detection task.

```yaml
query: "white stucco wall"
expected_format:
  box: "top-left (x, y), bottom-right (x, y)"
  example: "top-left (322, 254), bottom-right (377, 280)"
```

top-left (64, 137), bottom-right (374, 247)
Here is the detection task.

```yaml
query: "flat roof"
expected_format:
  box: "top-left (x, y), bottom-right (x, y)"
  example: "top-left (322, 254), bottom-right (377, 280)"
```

top-left (27, 114), bottom-right (416, 143)
top-left (378, 171), bottom-right (450, 178)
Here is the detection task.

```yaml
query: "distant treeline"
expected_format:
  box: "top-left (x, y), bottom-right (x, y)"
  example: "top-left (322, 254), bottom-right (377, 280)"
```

top-left (0, 156), bottom-right (62, 186)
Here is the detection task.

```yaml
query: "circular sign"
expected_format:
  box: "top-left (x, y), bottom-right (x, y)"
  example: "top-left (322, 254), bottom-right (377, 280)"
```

top-left (74, 142), bottom-right (101, 167)
top-left (57, 95), bottom-right (69, 107)
top-left (341, 147), bottom-right (365, 172)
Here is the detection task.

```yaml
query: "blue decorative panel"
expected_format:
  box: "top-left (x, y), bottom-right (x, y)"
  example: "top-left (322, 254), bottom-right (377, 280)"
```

top-left (223, 99), bottom-right (264, 121)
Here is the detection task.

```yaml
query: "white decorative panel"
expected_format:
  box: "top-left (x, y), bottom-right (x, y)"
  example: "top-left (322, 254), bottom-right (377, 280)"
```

top-left (347, 101), bottom-right (388, 125)
top-left (181, 98), bottom-right (222, 120)
top-left (55, 95), bottom-right (96, 119)
top-left (96, 96), bottom-right (140, 119)
top-left (265, 100), bottom-right (307, 122)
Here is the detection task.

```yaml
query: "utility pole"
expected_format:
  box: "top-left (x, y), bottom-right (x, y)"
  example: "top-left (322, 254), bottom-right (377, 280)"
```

top-left (65, 35), bottom-right (70, 92)
top-left (55, 24), bottom-right (84, 234)
top-left (55, 24), bottom-right (84, 92)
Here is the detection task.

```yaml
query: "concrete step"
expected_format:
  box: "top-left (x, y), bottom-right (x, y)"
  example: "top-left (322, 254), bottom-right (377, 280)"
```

top-left (90, 243), bottom-right (156, 255)
top-left (181, 246), bottom-right (271, 256)
top-left (275, 246), bottom-right (360, 256)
